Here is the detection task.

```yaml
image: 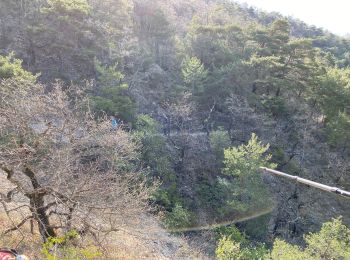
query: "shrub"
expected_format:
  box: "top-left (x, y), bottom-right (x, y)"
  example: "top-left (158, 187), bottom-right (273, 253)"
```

top-left (0, 53), bottom-right (38, 82)
top-left (210, 129), bottom-right (231, 160)
top-left (42, 230), bottom-right (102, 260)
top-left (215, 225), bottom-right (268, 260)
top-left (216, 236), bottom-right (242, 260)
top-left (270, 218), bottom-right (350, 259)
top-left (261, 96), bottom-right (288, 118)
top-left (91, 60), bottom-right (136, 122)
top-left (164, 203), bottom-right (193, 229)
top-left (222, 133), bottom-right (276, 213)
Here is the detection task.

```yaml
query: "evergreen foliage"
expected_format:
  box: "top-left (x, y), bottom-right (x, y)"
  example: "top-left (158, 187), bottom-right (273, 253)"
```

top-left (42, 0), bottom-right (91, 16)
top-left (91, 60), bottom-right (136, 121)
top-left (271, 218), bottom-right (350, 259)
top-left (0, 53), bottom-right (38, 82)
top-left (215, 226), bottom-right (268, 260)
top-left (181, 56), bottom-right (207, 94)
top-left (221, 134), bottom-right (276, 213)
top-left (164, 203), bottom-right (193, 229)
top-left (217, 218), bottom-right (350, 260)
top-left (209, 129), bottom-right (231, 160)
top-left (313, 68), bottom-right (350, 148)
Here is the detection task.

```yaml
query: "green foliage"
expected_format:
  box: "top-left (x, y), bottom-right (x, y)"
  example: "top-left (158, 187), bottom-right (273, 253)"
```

top-left (181, 56), bottom-right (207, 93)
top-left (164, 203), bottom-right (193, 229)
top-left (261, 96), bottom-right (288, 118)
top-left (304, 217), bottom-right (350, 259)
top-left (134, 6), bottom-right (173, 62)
top-left (270, 218), bottom-right (350, 260)
top-left (314, 68), bottom-right (350, 149)
top-left (2, 1), bottom-right (350, 256)
top-left (247, 19), bottom-right (317, 99)
top-left (216, 235), bottom-right (268, 260)
top-left (27, 0), bottom-right (97, 82)
top-left (221, 133), bottom-right (276, 213)
top-left (94, 60), bottom-right (125, 87)
top-left (134, 114), bottom-right (174, 178)
top-left (217, 219), bottom-right (350, 260)
top-left (316, 68), bottom-right (350, 119)
top-left (215, 225), bottom-right (247, 245)
top-left (0, 53), bottom-right (38, 82)
top-left (209, 129), bottom-right (231, 160)
top-left (141, 9), bottom-right (172, 40)
top-left (240, 245), bottom-right (269, 260)
top-left (215, 225), bottom-right (269, 260)
top-left (42, 0), bottom-right (91, 16)
top-left (223, 133), bottom-right (275, 177)
top-left (134, 114), bottom-right (158, 134)
top-left (133, 115), bottom-right (179, 211)
top-left (326, 112), bottom-right (350, 149)
top-left (91, 61), bottom-right (136, 122)
top-left (270, 146), bottom-right (300, 175)
top-left (152, 184), bottom-right (181, 210)
top-left (270, 239), bottom-right (309, 260)
top-left (189, 23), bottom-right (247, 68)
top-left (42, 230), bottom-right (102, 260)
top-left (196, 179), bottom-right (231, 217)
top-left (240, 214), bottom-right (271, 241)
top-left (216, 236), bottom-right (242, 260)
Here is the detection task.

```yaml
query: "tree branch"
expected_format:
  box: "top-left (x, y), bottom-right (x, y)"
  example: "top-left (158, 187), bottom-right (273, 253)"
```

top-left (3, 215), bottom-right (34, 235)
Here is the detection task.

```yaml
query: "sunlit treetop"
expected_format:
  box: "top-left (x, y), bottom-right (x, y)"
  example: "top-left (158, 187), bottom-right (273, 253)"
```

top-left (42, 0), bottom-right (91, 16)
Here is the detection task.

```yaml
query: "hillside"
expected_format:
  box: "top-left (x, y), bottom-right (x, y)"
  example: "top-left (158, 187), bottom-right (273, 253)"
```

top-left (1, 0), bottom-right (350, 259)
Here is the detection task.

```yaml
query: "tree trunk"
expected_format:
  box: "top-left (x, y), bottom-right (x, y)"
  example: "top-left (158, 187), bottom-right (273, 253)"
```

top-left (24, 167), bottom-right (56, 240)
top-left (30, 195), bottom-right (56, 240)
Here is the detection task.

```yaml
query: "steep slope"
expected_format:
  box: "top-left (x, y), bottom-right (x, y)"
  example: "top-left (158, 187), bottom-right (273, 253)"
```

top-left (1, 0), bottom-right (349, 251)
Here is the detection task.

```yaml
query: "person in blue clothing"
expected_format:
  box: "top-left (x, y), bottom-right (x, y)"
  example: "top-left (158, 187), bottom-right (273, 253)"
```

top-left (111, 116), bottom-right (119, 130)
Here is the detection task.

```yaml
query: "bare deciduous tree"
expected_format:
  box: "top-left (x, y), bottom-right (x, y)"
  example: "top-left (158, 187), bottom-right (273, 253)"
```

top-left (165, 92), bottom-right (197, 173)
top-left (0, 79), bottom-right (154, 244)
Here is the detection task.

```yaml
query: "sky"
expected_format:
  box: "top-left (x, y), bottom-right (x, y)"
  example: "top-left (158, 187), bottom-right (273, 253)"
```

top-left (234, 0), bottom-right (350, 36)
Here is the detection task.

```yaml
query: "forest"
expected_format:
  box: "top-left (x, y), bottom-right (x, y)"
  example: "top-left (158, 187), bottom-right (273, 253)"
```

top-left (0, 0), bottom-right (350, 259)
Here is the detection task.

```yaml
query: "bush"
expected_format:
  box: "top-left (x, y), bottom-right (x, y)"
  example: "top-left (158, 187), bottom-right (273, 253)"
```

top-left (238, 214), bottom-right (270, 241)
top-left (0, 53), bottom-right (38, 82)
top-left (215, 225), bottom-right (268, 260)
top-left (270, 239), bottom-right (308, 260)
top-left (326, 112), bottom-right (350, 150)
top-left (42, 230), bottom-right (102, 260)
top-left (304, 217), bottom-right (350, 259)
top-left (270, 218), bottom-right (350, 259)
top-left (216, 238), bottom-right (268, 260)
top-left (164, 203), bottom-right (194, 230)
top-left (261, 96), bottom-right (288, 118)
top-left (42, 0), bottom-right (91, 16)
top-left (216, 236), bottom-right (242, 260)
top-left (210, 129), bottom-right (231, 160)
top-left (91, 60), bottom-right (136, 122)
top-left (152, 183), bottom-right (181, 210)
top-left (222, 133), bottom-right (276, 213)
top-left (196, 179), bottom-right (232, 217)
top-left (215, 225), bottom-right (247, 245)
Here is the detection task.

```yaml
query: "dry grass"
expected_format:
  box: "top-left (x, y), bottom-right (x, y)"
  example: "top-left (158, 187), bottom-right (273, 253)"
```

top-left (0, 209), bottom-right (207, 259)
top-left (0, 181), bottom-right (205, 260)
